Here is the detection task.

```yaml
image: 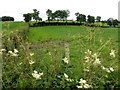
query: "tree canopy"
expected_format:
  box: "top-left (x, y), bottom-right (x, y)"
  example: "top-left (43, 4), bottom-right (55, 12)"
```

top-left (1, 16), bottom-right (14, 21)
top-left (87, 15), bottom-right (95, 23)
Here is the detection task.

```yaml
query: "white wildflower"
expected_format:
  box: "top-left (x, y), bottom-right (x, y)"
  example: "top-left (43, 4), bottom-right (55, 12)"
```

top-left (8, 51), bottom-right (18, 57)
top-left (85, 49), bottom-right (92, 55)
top-left (64, 73), bottom-right (69, 79)
top-left (84, 84), bottom-right (91, 88)
top-left (84, 56), bottom-right (90, 60)
top-left (39, 72), bottom-right (43, 76)
top-left (48, 52), bottom-right (51, 55)
top-left (66, 78), bottom-right (74, 82)
top-left (34, 70), bottom-right (37, 74)
top-left (30, 53), bottom-right (34, 56)
top-left (63, 57), bottom-right (69, 64)
top-left (0, 49), bottom-right (6, 52)
top-left (110, 49), bottom-right (115, 57)
top-left (29, 60), bottom-right (35, 65)
top-left (101, 66), bottom-right (106, 70)
top-left (84, 68), bottom-right (90, 72)
top-left (93, 58), bottom-right (101, 65)
top-left (109, 67), bottom-right (114, 72)
top-left (79, 78), bottom-right (86, 84)
top-left (32, 70), bottom-right (43, 80)
top-left (19, 62), bottom-right (22, 65)
top-left (105, 68), bottom-right (111, 73)
top-left (76, 85), bottom-right (82, 88)
top-left (11, 53), bottom-right (18, 57)
top-left (14, 49), bottom-right (18, 53)
top-left (8, 51), bottom-right (13, 54)
top-left (92, 53), bottom-right (97, 59)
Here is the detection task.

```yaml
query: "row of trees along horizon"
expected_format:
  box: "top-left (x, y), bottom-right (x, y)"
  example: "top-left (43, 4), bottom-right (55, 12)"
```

top-left (0, 9), bottom-right (119, 27)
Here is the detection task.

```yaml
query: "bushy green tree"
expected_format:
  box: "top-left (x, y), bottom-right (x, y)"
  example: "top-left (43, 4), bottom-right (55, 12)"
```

top-left (1, 16), bottom-right (14, 21)
top-left (32, 9), bottom-right (41, 22)
top-left (46, 9), bottom-right (52, 21)
top-left (23, 13), bottom-right (32, 22)
top-left (107, 18), bottom-right (113, 26)
top-left (96, 16), bottom-right (101, 22)
top-left (87, 15), bottom-right (95, 23)
top-left (113, 19), bottom-right (118, 27)
top-left (75, 13), bottom-right (86, 23)
top-left (53, 10), bottom-right (70, 20)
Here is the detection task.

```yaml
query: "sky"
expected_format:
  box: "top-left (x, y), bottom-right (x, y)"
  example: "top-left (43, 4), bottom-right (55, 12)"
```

top-left (0, 0), bottom-right (120, 21)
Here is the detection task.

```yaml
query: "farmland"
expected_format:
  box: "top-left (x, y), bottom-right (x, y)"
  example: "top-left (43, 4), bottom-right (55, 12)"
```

top-left (1, 21), bottom-right (119, 88)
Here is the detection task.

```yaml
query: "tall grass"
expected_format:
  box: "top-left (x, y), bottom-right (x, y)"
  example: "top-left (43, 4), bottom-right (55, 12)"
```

top-left (1, 23), bottom-right (119, 88)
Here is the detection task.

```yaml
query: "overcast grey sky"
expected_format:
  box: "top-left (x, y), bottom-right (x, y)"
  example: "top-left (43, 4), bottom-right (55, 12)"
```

top-left (0, 0), bottom-right (119, 21)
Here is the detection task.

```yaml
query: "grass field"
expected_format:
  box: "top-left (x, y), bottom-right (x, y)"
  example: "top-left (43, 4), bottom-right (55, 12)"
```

top-left (28, 26), bottom-right (118, 42)
top-left (1, 22), bottom-right (119, 88)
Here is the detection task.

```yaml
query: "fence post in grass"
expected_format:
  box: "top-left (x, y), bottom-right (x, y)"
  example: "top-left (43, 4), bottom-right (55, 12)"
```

top-left (64, 42), bottom-right (70, 61)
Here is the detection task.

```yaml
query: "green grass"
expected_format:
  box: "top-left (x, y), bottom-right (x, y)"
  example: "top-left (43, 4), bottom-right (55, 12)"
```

top-left (28, 26), bottom-right (87, 43)
top-left (28, 26), bottom-right (118, 43)
top-left (2, 21), bottom-right (27, 31)
top-left (2, 22), bottom-right (119, 88)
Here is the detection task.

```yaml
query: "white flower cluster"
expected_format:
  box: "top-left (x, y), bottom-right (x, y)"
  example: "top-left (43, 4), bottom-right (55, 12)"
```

top-left (32, 70), bottom-right (43, 80)
top-left (62, 57), bottom-right (69, 64)
top-left (110, 49), bottom-right (115, 57)
top-left (64, 73), bottom-right (74, 82)
top-left (85, 49), bottom-right (101, 66)
top-left (8, 49), bottom-right (19, 57)
top-left (29, 60), bottom-right (35, 65)
top-left (30, 53), bottom-right (34, 56)
top-left (0, 49), bottom-right (6, 54)
top-left (101, 66), bottom-right (114, 73)
top-left (76, 78), bottom-right (92, 88)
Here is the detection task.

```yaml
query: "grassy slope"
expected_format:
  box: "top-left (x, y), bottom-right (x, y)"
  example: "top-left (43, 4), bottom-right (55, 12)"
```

top-left (2, 21), bottom-right (27, 31)
top-left (27, 26), bottom-right (118, 79)
top-left (28, 26), bottom-right (118, 43)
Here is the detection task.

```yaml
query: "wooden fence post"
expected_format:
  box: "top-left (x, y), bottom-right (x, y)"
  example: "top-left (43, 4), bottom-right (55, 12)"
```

top-left (64, 42), bottom-right (70, 60)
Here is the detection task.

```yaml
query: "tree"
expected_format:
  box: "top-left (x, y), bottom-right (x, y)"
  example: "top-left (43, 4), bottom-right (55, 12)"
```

top-left (75, 12), bottom-right (80, 22)
top-left (112, 19), bottom-right (118, 27)
top-left (96, 16), bottom-right (101, 22)
top-left (64, 10), bottom-right (70, 20)
top-left (53, 10), bottom-right (70, 21)
top-left (32, 9), bottom-right (41, 22)
top-left (46, 9), bottom-right (52, 21)
top-left (87, 15), bottom-right (95, 23)
top-left (38, 17), bottom-right (42, 21)
top-left (79, 14), bottom-right (86, 23)
top-left (1, 16), bottom-right (14, 21)
top-left (23, 13), bottom-right (32, 22)
top-left (75, 13), bottom-right (86, 23)
top-left (107, 18), bottom-right (113, 26)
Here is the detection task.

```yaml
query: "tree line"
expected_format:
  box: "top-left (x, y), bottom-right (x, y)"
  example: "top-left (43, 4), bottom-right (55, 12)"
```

top-left (23, 9), bottom-right (119, 27)
top-left (0, 9), bottom-right (119, 27)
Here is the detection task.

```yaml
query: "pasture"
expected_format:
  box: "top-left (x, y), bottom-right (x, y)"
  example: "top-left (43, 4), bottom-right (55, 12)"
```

top-left (1, 22), bottom-right (119, 88)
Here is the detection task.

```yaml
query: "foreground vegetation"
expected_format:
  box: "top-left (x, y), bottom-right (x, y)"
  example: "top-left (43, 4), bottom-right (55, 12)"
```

top-left (1, 21), bottom-right (120, 89)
